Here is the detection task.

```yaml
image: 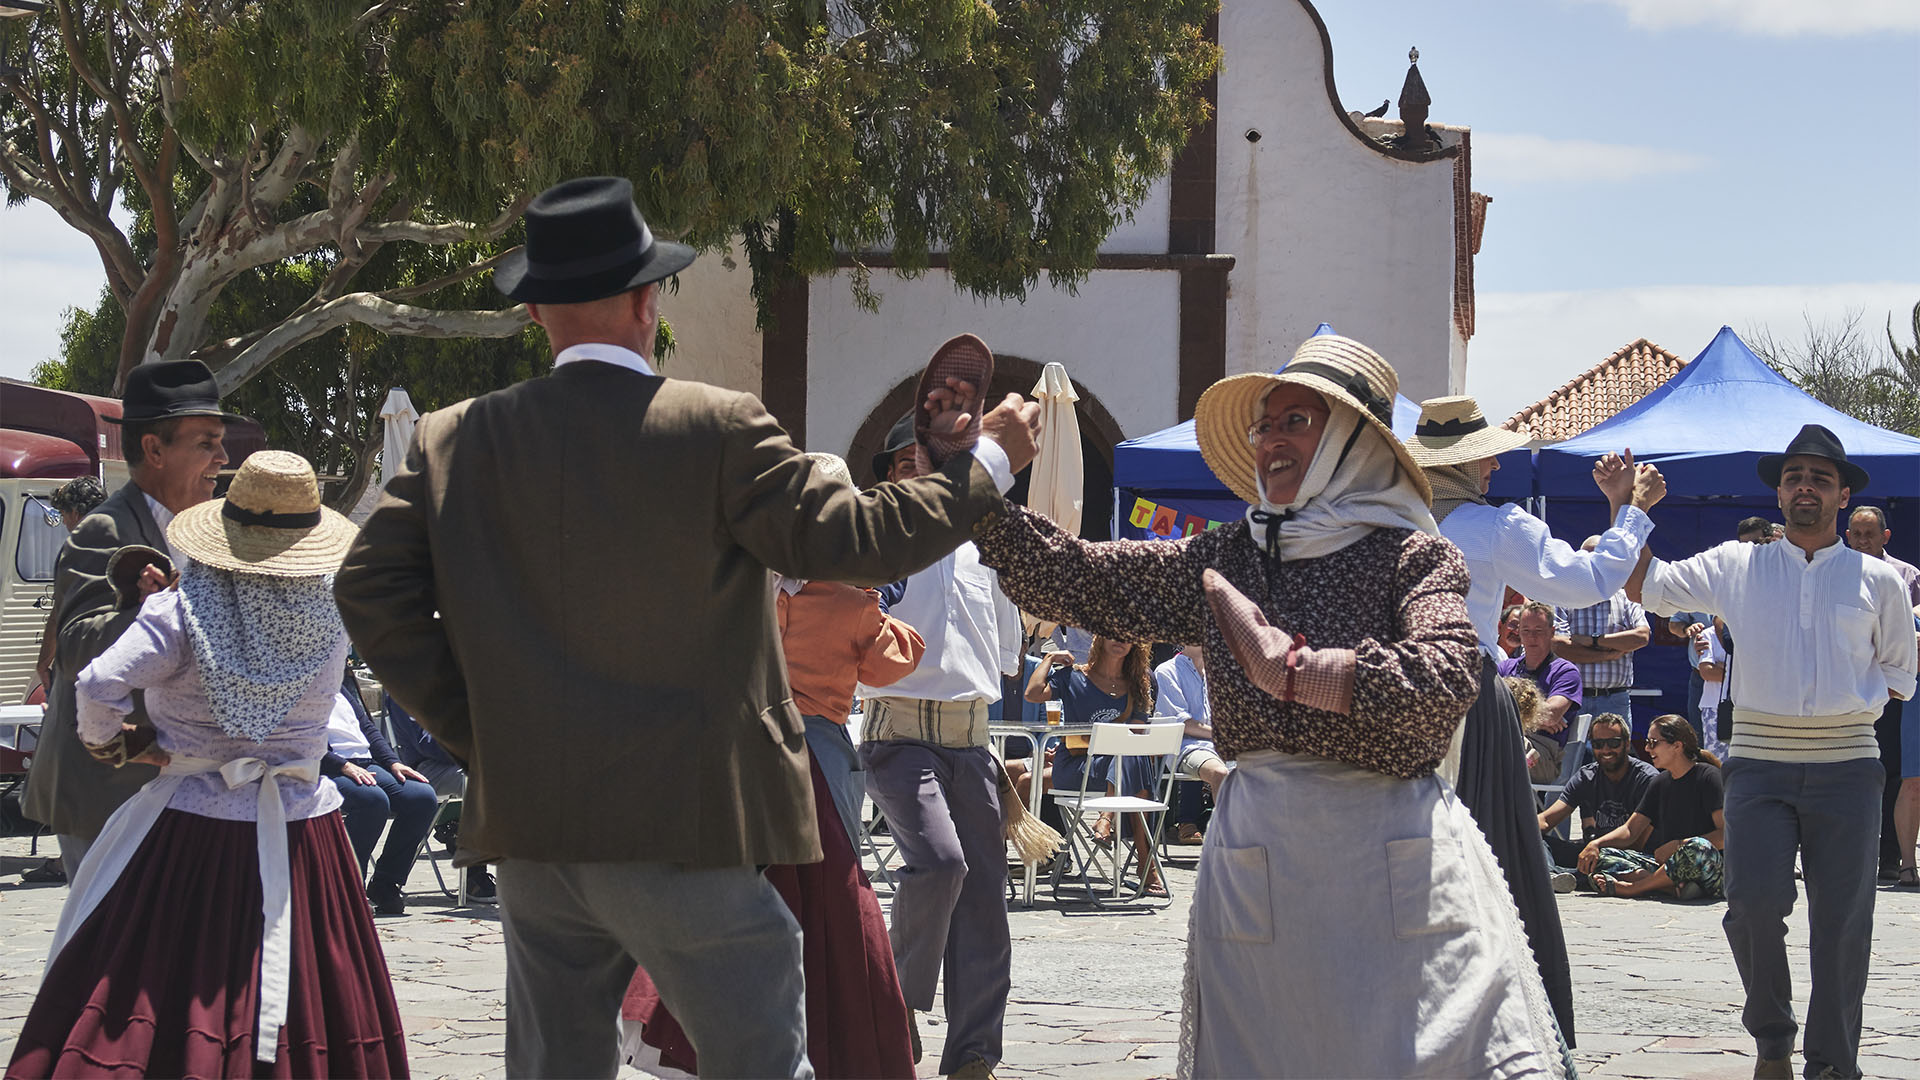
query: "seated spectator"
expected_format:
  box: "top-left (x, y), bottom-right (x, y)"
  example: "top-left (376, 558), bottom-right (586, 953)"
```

top-left (1154, 645), bottom-right (1228, 845)
top-left (385, 694), bottom-right (495, 903)
top-left (1498, 602), bottom-right (1525, 659)
top-left (1579, 714), bottom-right (1726, 899)
top-left (1026, 635), bottom-right (1163, 895)
top-left (1536, 713), bottom-right (1659, 890)
top-left (1735, 516), bottom-right (1775, 544)
top-left (1497, 601), bottom-right (1583, 783)
top-left (324, 665), bottom-right (438, 915)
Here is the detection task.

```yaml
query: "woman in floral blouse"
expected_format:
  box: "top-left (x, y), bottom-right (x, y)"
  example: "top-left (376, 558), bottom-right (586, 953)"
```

top-left (973, 336), bottom-right (1567, 1077)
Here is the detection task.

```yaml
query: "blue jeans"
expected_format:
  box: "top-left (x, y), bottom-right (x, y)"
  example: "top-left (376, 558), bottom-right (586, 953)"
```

top-left (1721, 755), bottom-right (1881, 1074)
top-left (332, 762), bottom-right (439, 895)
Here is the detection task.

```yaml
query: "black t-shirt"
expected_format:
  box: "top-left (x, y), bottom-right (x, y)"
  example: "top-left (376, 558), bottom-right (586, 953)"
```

top-left (1562, 757), bottom-right (1660, 837)
top-left (1634, 762), bottom-right (1725, 853)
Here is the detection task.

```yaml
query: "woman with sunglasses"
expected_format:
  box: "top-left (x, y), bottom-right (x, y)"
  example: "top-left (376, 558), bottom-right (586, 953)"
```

top-left (1578, 714), bottom-right (1726, 899)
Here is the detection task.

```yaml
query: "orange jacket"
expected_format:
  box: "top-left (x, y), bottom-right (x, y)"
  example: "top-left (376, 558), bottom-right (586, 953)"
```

top-left (777, 582), bottom-right (925, 723)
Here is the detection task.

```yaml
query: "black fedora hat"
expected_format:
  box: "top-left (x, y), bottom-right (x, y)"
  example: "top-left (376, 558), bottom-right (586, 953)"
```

top-left (104, 359), bottom-right (249, 425)
top-left (494, 177), bottom-right (697, 304)
top-left (870, 413), bottom-right (916, 484)
top-left (1758, 423), bottom-right (1869, 491)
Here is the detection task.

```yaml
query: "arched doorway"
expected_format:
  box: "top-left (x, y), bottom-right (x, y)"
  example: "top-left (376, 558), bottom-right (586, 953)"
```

top-left (848, 356), bottom-right (1124, 541)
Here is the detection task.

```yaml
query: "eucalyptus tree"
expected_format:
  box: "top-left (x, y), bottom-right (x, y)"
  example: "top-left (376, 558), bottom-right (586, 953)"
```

top-left (2, 0), bottom-right (1216, 393)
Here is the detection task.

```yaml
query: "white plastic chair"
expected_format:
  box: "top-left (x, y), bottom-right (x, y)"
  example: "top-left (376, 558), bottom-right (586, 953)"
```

top-left (1048, 722), bottom-right (1184, 903)
top-left (1532, 712), bottom-right (1593, 837)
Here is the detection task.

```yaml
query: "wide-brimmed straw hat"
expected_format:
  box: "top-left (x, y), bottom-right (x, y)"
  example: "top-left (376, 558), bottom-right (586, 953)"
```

top-left (1194, 334), bottom-right (1431, 506)
top-left (1403, 395), bottom-right (1531, 468)
top-left (167, 451), bottom-right (359, 576)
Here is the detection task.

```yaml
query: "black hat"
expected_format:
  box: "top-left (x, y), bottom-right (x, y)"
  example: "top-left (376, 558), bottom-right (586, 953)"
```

top-left (105, 359), bottom-right (248, 425)
top-left (870, 413), bottom-right (917, 484)
top-left (1757, 423), bottom-right (1869, 492)
top-left (493, 177), bottom-right (697, 304)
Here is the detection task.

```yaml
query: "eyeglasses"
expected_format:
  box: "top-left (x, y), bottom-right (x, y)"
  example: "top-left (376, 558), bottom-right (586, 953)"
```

top-left (1644, 737), bottom-right (1668, 749)
top-left (1247, 410), bottom-right (1325, 445)
top-left (1589, 736), bottom-right (1626, 749)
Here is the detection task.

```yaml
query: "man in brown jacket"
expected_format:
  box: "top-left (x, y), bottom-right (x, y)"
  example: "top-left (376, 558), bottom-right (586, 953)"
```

top-left (335, 177), bottom-right (1039, 1080)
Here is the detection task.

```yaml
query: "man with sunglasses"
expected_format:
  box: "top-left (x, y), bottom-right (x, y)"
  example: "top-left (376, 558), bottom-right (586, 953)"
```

top-left (1537, 713), bottom-right (1658, 890)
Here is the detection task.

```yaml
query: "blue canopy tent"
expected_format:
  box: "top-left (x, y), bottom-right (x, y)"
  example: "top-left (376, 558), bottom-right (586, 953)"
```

top-left (1113, 324), bottom-right (1532, 538)
top-left (1529, 325), bottom-right (1920, 732)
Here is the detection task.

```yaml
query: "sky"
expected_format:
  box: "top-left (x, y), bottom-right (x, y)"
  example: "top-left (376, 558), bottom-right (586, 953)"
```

top-left (1, 0), bottom-right (1916, 425)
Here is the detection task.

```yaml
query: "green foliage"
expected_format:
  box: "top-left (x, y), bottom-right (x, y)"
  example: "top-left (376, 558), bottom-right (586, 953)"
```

top-left (1749, 305), bottom-right (1920, 437)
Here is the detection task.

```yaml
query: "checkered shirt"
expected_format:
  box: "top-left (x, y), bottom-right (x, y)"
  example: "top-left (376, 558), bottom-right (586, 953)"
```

top-left (1553, 592), bottom-right (1646, 691)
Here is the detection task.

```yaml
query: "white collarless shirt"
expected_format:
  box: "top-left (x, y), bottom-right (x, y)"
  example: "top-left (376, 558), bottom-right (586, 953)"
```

top-left (141, 491), bottom-right (184, 568)
top-left (1642, 537), bottom-right (1917, 760)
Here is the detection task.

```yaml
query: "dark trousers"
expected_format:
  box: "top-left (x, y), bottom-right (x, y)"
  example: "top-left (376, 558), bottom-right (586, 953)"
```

top-left (860, 738), bottom-right (1010, 1074)
top-left (332, 762), bottom-right (438, 894)
top-left (1876, 699), bottom-right (1904, 870)
top-left (1685, 668), bottom-right (1705, 741)
top-left (1722, 756), bottom-right (1881, 1075)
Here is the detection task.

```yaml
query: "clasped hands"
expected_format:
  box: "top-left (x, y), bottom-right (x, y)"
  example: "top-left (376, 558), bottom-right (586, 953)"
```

top-left (1591, 449), bottom-right (1665, 511)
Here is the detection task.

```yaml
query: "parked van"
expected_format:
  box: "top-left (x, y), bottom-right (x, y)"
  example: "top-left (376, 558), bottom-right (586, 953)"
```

top-left (0, 378), bottom-right (265, 703)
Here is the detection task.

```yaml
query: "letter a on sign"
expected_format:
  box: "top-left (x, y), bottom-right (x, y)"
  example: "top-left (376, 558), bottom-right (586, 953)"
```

top-left (1150, 505), bottom-right (1179, 536)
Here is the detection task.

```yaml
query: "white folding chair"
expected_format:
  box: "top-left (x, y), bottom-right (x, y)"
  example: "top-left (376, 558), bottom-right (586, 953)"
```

top-left (1048, 722), bottom-right (1184, 904)
top-left (420, 775), bottom-right (469, 907)
top-left (1532, 712), bottom-right (1593, 838)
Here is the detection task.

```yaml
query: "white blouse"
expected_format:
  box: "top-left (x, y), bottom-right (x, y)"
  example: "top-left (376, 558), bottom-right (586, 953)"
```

top-left (74, 589), bottom-right (346, 822)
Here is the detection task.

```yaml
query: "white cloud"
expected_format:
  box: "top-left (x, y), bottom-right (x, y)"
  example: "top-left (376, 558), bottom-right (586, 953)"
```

top-left (1471, 133), bottom-right (1710, 184)
top-left (1466, 282), bottom-right (1920, 426)
top-left (1579, 0), bottom-right (1920, 36)
top-left (0, 201), bottom-right (110, 382)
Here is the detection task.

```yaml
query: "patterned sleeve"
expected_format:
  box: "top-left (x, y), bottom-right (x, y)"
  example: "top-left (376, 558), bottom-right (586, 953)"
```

top-left (1342, 532), bottom-right (1483, 775)
top-left (74, 591), bottom-right (189, 745)
top-left (973, 504), bottom-right (1207, 647)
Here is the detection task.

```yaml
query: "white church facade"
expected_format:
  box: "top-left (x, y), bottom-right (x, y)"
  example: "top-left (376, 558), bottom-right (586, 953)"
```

top-left (662, 0), bottom-right (1488, 518)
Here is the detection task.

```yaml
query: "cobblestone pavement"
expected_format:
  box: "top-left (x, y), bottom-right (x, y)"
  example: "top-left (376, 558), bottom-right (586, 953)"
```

top-left (4, 832), bottom-right (1919, 1078)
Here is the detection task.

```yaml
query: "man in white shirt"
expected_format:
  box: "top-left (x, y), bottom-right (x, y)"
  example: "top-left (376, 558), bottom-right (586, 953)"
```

top-left (1630, 424), bottom-right (1917, 1080)
top-left (858, 415), bottom-right (1021, 1079)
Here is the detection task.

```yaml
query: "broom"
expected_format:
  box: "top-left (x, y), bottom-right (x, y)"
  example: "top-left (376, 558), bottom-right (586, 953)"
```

top-left (995, 758), bottom-right (1064, 864)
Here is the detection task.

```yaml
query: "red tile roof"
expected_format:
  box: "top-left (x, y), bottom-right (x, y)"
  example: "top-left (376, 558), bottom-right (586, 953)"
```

top-left (1503, 339), bottom-right (1686, 442)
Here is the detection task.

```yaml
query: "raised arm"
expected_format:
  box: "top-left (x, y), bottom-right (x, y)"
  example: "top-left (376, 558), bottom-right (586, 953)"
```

top-left (974, 504), bottom-right (1208, 647)
top-left (1495, 503), bottom-right (1656, 610)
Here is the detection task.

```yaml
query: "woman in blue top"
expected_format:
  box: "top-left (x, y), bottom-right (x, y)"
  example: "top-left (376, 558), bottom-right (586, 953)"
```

top-left (1024, 634), bottom-right (1164, 895)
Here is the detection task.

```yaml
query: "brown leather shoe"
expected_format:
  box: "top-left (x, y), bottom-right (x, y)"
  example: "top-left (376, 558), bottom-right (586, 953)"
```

top-left (1175, 822), bottom-right (1205, 846)
top-left (1753, 1057), bottom-right (1792, 1079)
top-left (949, 1058), bottom-right (998, 1080)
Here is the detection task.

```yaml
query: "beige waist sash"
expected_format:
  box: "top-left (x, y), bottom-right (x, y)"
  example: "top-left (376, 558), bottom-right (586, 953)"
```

top-left (861, 696), bottom-right (991, 749)
top-left (1728, 709), bottom-right (1879, 763)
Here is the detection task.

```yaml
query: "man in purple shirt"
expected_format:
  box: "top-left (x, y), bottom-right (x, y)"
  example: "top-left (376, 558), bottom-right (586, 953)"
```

top-left (1498, 601), bottom-right (1586, 783)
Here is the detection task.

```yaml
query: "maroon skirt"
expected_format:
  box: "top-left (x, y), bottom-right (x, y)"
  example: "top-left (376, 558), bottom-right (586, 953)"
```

top-left (6, 809), bottom-right (409, 1079)
top-left (622, 754), bottom-right (914, 1079)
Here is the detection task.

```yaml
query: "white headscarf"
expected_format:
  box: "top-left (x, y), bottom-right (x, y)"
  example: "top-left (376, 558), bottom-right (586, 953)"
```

top-left (1244, 399), bottom-right (1437, 562)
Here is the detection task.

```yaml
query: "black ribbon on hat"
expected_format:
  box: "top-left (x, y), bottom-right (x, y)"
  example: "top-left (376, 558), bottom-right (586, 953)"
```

top-left (1415, 415), bottom-right (1488, 438)
top-left (223, 503), bottom-right (322, 528)
top-left (1285, 362), bottom-right (1393, 428)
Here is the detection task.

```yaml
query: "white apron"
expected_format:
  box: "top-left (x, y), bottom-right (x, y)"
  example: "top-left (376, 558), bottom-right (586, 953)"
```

top-left (1179, 751), bottom-right (1567, 1079)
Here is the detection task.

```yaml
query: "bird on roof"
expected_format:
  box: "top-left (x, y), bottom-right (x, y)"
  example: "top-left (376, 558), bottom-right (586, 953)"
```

top-left (1363, 99), bottom-right (1389, 118)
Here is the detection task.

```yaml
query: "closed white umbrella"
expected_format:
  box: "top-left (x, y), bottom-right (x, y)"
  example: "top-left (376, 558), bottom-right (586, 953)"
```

top-left (378, 388), bottom-right (418, 491)
top-left (1026, 363), bottom-right (1084, 536)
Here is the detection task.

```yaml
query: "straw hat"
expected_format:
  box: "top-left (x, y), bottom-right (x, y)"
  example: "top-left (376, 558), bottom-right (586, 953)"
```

top-left (1402, 395), bottom-right (1531, 468)
top-left (167, 451), bottom-right (359, 575)
top-left (1194, 334), bottom-right (1431, 506)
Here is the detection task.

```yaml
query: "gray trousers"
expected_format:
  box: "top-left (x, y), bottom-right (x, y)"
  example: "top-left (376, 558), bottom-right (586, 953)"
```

top-left (860, 738), bottom-right (1010, 1074)
top-left (1722, 755), bottom-right (1881, 1075)
top-left (803, 715), bottom-right (865, 854)
top-left (56, 833), bottom-right (91, 879)
top-left (496, 859), bottom-right (812, 1079)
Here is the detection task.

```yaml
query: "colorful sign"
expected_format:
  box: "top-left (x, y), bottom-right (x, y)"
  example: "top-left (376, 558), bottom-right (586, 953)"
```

top-left (1124, 495), bottom-right (1232, 539)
